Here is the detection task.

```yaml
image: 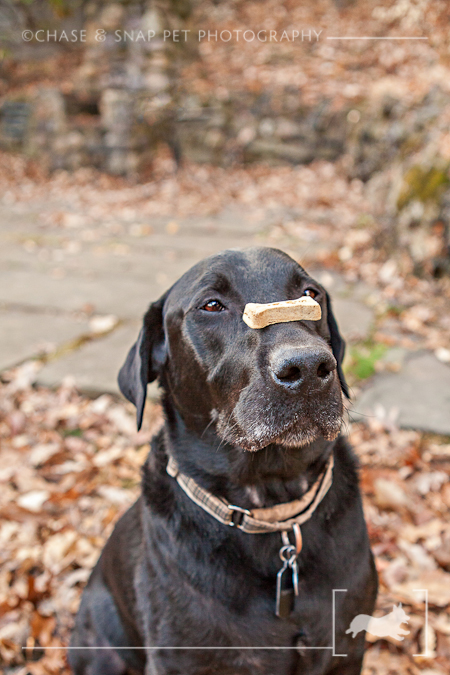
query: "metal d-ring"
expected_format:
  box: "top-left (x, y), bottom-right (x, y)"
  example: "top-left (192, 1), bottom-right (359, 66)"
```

top-left (281, 523), bottom-right (303, 555)
top-left (227, 504), bottom-right (252, 528)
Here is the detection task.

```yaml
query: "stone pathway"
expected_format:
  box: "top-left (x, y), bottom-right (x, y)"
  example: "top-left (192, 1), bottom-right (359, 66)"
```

top-left (1, 198), bottom-right (449, 434)
top-left (352, 351), bottom-right (450, 436)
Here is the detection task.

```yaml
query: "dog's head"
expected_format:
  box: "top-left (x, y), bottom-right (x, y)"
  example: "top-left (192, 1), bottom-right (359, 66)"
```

top-left (119, 247), bottom-right (348, 452)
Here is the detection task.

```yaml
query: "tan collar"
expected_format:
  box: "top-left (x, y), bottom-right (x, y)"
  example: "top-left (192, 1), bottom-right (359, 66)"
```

top-left (166, 454), bottom-right (334, 534)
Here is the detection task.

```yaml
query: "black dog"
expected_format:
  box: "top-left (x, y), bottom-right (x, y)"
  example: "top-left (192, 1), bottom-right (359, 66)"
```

top-left (69, 247), bottom-right (377, 675)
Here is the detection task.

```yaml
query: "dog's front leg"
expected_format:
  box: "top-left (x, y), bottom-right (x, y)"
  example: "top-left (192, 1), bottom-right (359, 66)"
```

top-left (294, 630), bottom-right (366, 675)
top-left (323, 655), bottom-right (365, 675)
top-left (294, 649), bottom-right (332, 675)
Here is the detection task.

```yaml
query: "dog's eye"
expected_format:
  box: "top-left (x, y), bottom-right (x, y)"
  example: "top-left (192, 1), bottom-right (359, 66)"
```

top-left (303, 288), bottom-right (318, 299)
top-left (202, 300), bottom-right (226, 312)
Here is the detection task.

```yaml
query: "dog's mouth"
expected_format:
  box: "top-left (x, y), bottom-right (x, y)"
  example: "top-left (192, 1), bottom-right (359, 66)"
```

top-left (239, 420), bottom-right (341, 452)
top-left (214, 403), bottom-right (343, 453)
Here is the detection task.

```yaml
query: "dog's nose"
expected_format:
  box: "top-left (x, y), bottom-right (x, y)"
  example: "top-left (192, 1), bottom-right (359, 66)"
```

top-left (270, 348), bottom-right (337, 391)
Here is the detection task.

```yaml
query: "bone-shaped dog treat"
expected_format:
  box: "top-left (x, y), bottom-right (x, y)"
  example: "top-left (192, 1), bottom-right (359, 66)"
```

top-left (243, 296), bottom-right (321, 329)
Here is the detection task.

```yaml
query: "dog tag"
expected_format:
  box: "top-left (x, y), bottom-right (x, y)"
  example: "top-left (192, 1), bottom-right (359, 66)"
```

top-left (276, 560), bottom-right (295, 619)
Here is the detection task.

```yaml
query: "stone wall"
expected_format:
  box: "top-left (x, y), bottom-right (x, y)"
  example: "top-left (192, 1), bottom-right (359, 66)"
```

top-left (1, 1), bottom-right (449, 275)
top-left (0, 2), bottom-right (364, 175)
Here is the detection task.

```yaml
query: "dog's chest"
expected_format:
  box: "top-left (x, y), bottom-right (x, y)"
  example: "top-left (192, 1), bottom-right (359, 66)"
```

top-left (136, 546), bottom-right (334, 675)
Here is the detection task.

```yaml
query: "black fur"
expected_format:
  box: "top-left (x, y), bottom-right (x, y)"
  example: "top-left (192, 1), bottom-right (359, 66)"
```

top-left (70, 247), bottom-right (377, 675)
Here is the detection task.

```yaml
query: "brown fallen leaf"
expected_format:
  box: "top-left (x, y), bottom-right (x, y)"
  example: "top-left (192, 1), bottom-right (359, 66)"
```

top-left (362, 648), bottom-right (421, 675)
top-left (391, 570), bottom-right (450, 608)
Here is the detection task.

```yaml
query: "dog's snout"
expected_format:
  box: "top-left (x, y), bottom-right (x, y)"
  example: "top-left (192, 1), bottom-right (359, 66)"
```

top-left (270, 348), bottom-right (337, 391)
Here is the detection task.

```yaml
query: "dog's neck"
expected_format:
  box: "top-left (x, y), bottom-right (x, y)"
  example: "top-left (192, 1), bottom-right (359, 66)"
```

top-left (163, 407), bottom-right (335, 510)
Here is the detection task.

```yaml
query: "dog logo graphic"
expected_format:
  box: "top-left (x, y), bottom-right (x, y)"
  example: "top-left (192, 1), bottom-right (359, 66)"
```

top-left (346, 603), bottom-right (410, 641)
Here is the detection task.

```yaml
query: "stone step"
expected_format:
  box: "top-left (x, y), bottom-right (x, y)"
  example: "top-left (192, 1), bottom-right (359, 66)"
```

top-left (0, 309), bottom-right (90, 371)
top-left (36, 322), bottom-right (159, 402)
top-left (352, 351), bottom-right (450, 436)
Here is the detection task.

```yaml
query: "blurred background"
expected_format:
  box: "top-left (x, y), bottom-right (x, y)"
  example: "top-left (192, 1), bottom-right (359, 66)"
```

top-left (0, 1), bottom-right (450, 674)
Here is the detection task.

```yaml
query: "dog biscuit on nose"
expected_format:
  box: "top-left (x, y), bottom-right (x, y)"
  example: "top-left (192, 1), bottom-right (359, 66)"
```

top-left (243, 296), bottom-right (321, 329)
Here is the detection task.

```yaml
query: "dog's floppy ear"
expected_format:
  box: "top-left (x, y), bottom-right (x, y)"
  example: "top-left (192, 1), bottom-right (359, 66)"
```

top-left (325, 291), bottom-right (349, 399)
top-left (118, 292), bottom-right (168, 430)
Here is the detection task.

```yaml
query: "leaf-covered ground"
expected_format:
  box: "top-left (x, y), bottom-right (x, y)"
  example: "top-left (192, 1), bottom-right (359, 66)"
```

top-left (0, 361), bottom-right (449, 674)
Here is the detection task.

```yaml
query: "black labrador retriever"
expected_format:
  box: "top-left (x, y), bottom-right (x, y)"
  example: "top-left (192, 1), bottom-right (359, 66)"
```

top-left (69, 247), bottom-right (377, 675)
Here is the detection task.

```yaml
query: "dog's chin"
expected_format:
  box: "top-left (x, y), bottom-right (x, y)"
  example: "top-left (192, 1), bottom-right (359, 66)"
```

top-left (238, 429), bottom-right (320, 452)
top-left (217, 415), bottom-right (343, 453)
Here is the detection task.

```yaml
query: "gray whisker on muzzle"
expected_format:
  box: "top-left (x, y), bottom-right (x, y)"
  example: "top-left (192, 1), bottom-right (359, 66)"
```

top-left (200, 417), bottom-right (216, 439)
top-left (215, 410), bottom-right (240, 452)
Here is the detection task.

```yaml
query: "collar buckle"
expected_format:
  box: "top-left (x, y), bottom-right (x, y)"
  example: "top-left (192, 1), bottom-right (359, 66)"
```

top-left (228, 504), bottom-right (252, 528)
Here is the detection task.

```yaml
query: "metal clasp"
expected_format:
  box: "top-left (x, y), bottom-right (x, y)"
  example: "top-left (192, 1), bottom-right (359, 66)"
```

top-left (228, 504), bottom-right (252, 528)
